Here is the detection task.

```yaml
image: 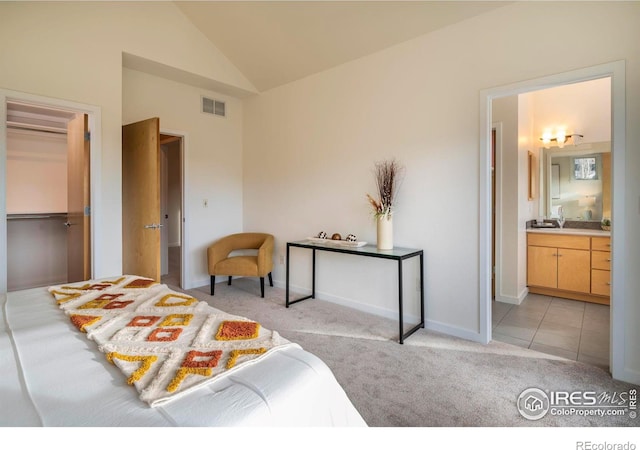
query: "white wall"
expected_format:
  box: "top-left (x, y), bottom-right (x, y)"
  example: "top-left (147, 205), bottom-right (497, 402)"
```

top-left (6, 130), bottom-right (67, 214)
top-left (7, 217), bottom-right (67, 291)
top-left (532, 77), bottom-right (611, 144)
top-left (242, 1), bottom-right (640, 382)
top-left (123, 68), bottom-right (244, 288)
top-left (517, 92), bottom-right (537, 301)
top-left (492, 96), bottom-right (520, 303)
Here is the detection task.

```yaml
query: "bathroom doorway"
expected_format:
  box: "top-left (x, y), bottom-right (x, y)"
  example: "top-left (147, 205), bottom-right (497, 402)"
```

top-left (490, 78), bottom-right (611, 369)
top-left (480, 61), bottom-right (626, 380)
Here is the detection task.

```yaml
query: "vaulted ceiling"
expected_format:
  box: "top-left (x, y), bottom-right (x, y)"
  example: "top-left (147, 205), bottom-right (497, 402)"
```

top-left (175, 1), bottom-right (512, 92)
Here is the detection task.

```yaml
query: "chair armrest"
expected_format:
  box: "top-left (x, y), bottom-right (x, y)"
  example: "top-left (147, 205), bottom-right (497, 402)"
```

top-left (257, 235), bottom-right (275, 275)
top-left (207, 238), bottom-right (234, 274)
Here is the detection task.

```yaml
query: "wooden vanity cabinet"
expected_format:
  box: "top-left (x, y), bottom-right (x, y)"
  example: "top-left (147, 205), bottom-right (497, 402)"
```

top-left (527, 233), bottom-right (610, 305)
top-left (527, 234), bottom-right (591, 293)
top-left (591, 236), bottom-right (611, 297)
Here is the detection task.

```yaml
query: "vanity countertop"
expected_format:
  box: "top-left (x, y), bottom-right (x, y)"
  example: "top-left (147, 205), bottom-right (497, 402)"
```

top-left (527, 227), bottom-right (611, 237)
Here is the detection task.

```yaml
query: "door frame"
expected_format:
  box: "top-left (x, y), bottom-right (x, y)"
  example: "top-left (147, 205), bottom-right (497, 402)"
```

top-left (0, 89), bottom-right (102, 293)
top-left (160, 128), bottom-right (188, 290)
top-left (491, 123), bottom-right (502, 301)
top-left (479, 61), bottom-right (626, 380)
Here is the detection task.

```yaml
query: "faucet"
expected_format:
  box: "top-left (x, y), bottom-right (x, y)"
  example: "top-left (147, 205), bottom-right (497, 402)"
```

top-left (557, 206), bottom-right (565, 228)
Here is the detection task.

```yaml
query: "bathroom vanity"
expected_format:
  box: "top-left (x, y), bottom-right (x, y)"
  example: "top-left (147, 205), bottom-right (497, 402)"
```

top-left (527, 228), bottom-right (611, 305)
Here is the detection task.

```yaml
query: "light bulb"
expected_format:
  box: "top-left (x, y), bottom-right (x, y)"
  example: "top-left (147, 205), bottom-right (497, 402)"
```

top-left (556, 130), bottom-right (566, 148)
top-left (541, 131), bottom-right (552, 148)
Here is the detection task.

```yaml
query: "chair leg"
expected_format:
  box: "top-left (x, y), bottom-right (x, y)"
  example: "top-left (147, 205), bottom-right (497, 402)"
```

top-left (228, 276), bottom-right (232, 285)
top-left (210, 275), bottom-right (215, 296)
top-left (268, 272), bottom-right (273, 287)
top-left (260, 277), bottom-right (265, 298)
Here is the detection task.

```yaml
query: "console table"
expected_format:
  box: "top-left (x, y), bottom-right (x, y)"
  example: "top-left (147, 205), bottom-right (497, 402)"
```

top-left (285, 240), bottom-right (425, 344)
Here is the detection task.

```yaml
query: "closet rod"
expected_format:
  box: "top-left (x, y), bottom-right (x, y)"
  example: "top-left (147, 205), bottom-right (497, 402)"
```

top-left (7, 122), bottom-right (67, 135)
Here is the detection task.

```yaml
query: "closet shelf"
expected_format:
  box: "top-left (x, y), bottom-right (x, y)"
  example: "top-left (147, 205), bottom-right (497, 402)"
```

top-left (7, 213), bottom-right (67, 220)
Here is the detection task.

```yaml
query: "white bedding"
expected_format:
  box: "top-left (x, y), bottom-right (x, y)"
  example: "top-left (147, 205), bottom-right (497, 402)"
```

top-left (0, 286), bottom-right (367, 427)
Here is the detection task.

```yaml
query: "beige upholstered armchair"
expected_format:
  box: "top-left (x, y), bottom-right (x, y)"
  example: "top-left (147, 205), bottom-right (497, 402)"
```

top-left (207, 233), bottom-right (274, 298)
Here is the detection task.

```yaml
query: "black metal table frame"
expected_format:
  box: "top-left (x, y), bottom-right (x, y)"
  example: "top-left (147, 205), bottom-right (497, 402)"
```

top-left (285, 241), bottom-right (425, 344)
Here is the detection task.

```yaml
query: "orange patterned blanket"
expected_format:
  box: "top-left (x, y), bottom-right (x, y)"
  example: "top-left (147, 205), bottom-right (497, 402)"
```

top-left (48, 275), bottom-right (292, 407)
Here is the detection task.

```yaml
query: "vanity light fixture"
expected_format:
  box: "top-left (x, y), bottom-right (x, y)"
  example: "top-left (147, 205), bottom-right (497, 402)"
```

top-left (540, 130), bottom-right (583, 149)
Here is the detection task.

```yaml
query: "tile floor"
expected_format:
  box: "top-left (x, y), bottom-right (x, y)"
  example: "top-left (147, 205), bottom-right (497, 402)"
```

top-left (492, 293), bottom-right (610, 371)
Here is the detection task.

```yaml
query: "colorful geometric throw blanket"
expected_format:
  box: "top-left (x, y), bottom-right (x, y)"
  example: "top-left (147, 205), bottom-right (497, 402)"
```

top-left (48, 275), bottom-right (292, 407)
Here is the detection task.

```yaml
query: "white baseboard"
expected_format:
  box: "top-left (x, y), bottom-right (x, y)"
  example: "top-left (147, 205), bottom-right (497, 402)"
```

top-left (187, 276), bottom-right (209, 291)
top-left (494, 287), bottom-right (529, 305)
top-left (189, 278), bottom-right (485, 345)
top-left (615, 367), bottom-right (640, 386)
top-left (275, 280), bottom-right (420, 329)
top-left (187, 275), bottom-right (253, 292)
top-left (424, 319), bottom-right (483, 343)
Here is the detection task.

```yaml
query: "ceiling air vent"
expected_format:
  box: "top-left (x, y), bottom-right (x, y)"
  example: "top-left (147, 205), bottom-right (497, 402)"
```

top-left (202, 96), bottom-right (226, 117)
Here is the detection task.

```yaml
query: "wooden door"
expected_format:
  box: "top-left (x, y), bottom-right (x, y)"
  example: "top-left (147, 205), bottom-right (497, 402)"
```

top-left (557, 248), bottom-right (590, 293)
top-left (122, 118), bottom-right (161, 281)
top-left (527, 246), bottom-right (557, 288)
top-left (67, 113), bottom-right (91, 282)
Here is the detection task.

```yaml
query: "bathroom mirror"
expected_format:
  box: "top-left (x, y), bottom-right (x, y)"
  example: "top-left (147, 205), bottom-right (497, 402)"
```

top-left (538, 141), bottom-right (611, 222)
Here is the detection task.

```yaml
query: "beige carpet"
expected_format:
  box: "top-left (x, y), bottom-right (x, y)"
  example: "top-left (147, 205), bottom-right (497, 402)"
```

top-left (172, 278), bottom-right (638, 427)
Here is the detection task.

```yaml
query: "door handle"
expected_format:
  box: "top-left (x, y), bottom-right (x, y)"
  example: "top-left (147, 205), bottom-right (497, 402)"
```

top-left (144, 223), bottom-right (163, 229)
top-left (63, 221), bottom-right (74, 227)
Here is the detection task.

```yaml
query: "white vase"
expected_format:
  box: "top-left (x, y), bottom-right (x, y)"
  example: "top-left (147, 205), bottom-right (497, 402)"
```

top-left (377, 214), bottom-right (393, 250)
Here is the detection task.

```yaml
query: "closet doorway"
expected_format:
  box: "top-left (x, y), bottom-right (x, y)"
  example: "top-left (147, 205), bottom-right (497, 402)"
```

top-left (160, 133), bottom-right (183, 289)
top-left (6, 100), bottom-right (91, 291)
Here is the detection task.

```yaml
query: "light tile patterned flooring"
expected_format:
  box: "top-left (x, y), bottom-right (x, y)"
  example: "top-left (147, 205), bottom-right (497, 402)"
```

top-left (492, 293), bottom-right (610, 371)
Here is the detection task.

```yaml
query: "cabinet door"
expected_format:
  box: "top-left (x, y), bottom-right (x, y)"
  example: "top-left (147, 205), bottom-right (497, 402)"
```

top-left (592, 237), bottom-right (611, 252)
top-left (557, 248), bottom-right (591, 293)
top-left (592, 251), bottom-right (611, 270)
top-left (528, 246), bottom-right (557, 288)
top-left (591, 269), bottom-right (611, 296)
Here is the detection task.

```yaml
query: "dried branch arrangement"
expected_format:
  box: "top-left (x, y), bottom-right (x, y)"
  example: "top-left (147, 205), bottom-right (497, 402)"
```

top-left (366, 158), bottom-right (404, 219)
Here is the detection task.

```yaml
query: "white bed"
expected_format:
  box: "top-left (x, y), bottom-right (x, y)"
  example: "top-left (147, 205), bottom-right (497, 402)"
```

top-left (0, 281), bottom-right (366, 427)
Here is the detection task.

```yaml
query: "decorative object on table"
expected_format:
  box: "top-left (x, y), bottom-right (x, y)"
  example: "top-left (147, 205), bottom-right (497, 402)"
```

top-left (317, 231), bottom-right (327, 239)
top-left (601, 218), bottom-right (611, 231)
top-left (306, 234), bottom-right (367, 247)
top-left (331, 233), bottom-right (342, 240)
top-left (366, 158), bottom-right (404, 250)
